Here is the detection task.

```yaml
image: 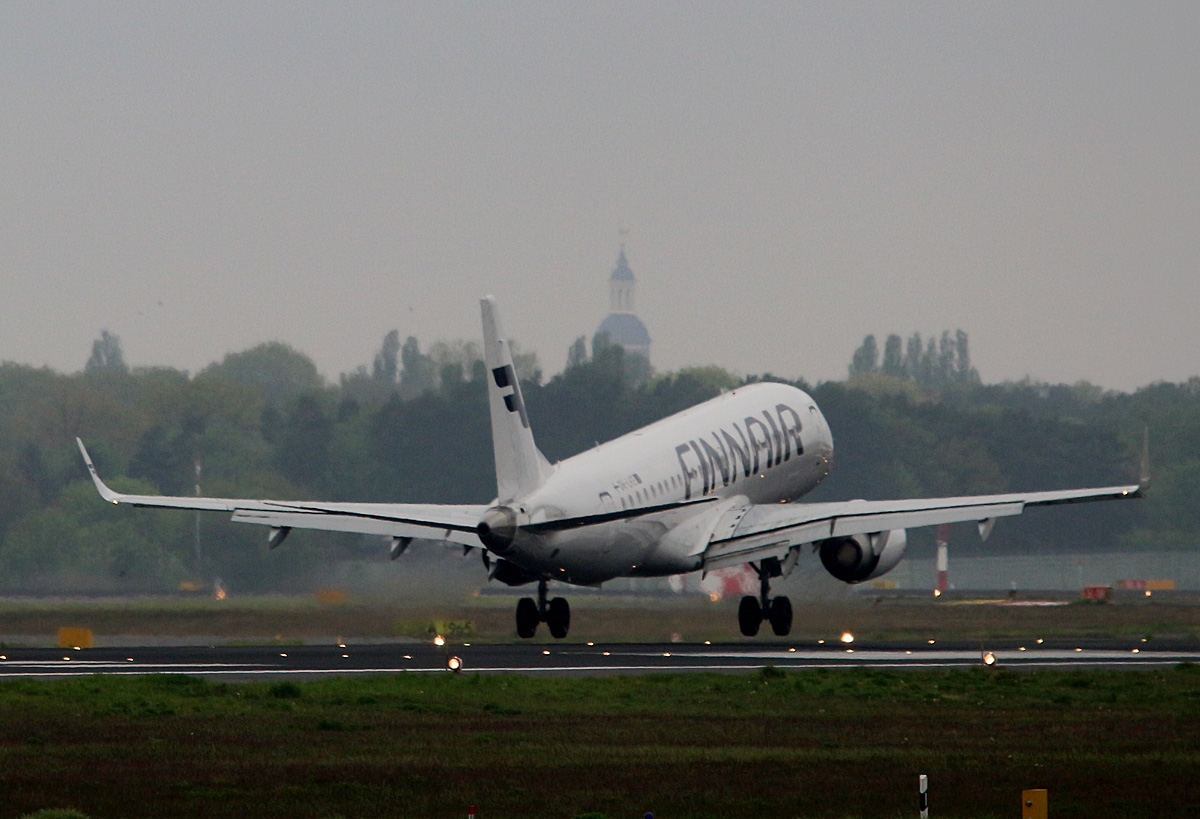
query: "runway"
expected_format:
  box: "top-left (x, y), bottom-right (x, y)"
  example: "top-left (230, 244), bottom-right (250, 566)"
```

top-left (1, 638), bottom-right (1198, 679)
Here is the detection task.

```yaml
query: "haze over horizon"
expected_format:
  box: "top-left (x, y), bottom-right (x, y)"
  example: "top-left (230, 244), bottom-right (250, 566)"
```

top-left (2, 3), bottom-right (1197, 392)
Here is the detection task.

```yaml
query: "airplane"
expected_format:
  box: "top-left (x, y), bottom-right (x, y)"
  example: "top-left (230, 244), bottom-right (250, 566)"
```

top-left (77, 297), bottom-right (1148, 639)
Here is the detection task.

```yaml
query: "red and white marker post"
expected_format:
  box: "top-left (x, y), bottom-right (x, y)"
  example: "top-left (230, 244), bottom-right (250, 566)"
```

top-left (935, 524), bottom-right (949, 593)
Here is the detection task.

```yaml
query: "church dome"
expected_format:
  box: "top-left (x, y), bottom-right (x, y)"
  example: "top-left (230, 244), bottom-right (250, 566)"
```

top-left (597, 312), bottom-right (651, 349)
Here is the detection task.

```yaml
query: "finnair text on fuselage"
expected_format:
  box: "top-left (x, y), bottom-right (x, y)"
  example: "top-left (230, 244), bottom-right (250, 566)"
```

top-left (675, 403), bottom-right (806, 498)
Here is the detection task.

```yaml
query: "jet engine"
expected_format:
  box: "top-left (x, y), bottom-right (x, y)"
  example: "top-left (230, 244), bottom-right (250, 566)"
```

top-left (489, 558), bottom-right (540, 587)
top-left (818, 529), bottom-right (907, 583)
top-left (476, 506), bottom-right (519, 554)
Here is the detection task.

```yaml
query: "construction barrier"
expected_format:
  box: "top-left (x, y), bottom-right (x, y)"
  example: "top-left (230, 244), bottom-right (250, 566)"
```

top-left (1117, 579), bottom-right (1175, 591)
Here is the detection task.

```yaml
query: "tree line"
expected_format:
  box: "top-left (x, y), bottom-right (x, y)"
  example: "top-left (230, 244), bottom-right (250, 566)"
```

top-left (850, 330), bottom-right (980, 389)
top-left (0, 326), bottom-right (1191, 594)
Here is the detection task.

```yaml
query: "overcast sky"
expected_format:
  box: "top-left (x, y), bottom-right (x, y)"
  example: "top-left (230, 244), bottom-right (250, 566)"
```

top-left (2, 3), bottom-right (1196, 392)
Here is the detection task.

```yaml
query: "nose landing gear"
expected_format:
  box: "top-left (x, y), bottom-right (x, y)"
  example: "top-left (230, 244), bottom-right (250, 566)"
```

top-left (738, 558), bottom-right (793, 637)
top-left (516, 579), bottom-right (571, 639)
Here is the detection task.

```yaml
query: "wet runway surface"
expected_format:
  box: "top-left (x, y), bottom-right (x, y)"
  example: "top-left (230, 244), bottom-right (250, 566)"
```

top-left (1, 638), bottom-right (1198, 679)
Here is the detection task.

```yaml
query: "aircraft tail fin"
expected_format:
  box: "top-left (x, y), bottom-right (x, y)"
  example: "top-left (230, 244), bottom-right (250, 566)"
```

top-left (481, 296), bottom-right (550, 502)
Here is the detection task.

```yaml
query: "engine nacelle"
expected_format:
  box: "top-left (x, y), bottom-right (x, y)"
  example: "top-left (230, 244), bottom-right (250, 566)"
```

top-left (489, 558), bottom-right (540, 587)
top-left (818, 529), bottom-right (907, 584)
top-left (476, 505), bottom-right (519, 554)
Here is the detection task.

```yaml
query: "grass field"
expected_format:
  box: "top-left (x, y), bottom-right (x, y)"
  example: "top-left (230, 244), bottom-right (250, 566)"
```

top-left (1, 666), bottom-right (1199, 819)
top-left (2, 596), bottom-right (1198, 818)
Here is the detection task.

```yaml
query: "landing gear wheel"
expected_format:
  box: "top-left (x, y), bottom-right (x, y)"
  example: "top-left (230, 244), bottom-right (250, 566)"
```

top-left (738, 595), bottom-right (762, 637)
top-left (768, 595), bottom-right (793, 636)
top-left (547, 597), bottom-right (571, 639)
top-left (516, 597), bottom-right (539, 638)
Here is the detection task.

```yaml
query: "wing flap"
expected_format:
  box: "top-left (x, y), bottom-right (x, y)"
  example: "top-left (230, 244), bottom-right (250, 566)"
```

top-left (230, 509), bottom-right (482, 547)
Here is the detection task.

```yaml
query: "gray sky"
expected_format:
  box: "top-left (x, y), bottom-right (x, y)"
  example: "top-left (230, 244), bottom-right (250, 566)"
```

top-left (2, 3), bottom-right (1197, 392)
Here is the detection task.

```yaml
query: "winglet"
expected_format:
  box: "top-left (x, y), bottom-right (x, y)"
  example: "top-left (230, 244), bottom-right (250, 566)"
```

top-left (481, 296), bottom-right (549, 502)
top-left (76, 438), bottom-right (123, 504)
top-left (1137, 427), bottom-right (1151, 494)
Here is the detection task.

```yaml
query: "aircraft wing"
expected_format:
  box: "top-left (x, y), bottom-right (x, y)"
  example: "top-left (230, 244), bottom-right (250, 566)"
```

top-left (701, 482), bottom-right (1144, 572)
top-left (77, 439), bottom-right (486, 548)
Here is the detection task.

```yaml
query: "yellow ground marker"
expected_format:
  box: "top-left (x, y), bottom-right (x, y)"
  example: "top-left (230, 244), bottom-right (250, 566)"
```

top-left (1022, 788), bottom-right (1048, 819)
top-left (56, 627), bottom-right (93, 649)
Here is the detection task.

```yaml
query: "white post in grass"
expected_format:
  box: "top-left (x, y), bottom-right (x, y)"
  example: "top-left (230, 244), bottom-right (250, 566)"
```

top-left (919, 774), bottom-right (929, 818)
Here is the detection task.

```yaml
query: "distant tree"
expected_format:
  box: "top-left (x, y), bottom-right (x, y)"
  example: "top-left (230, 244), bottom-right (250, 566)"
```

top-left (905, 333), bottom-right (923, 380)
top-left (128, 425), bottom-right (196, 495)
top-left (565, 336), bottom-right (589, 370)
top-left (372, 330), bottom-right (401, 385)
top-left (510, 342), bottom-right (542, 386)
top-left (860, 329), bottom-right (980, 389)
top-left (849, 335), bottom-right (879, 376)
top-left (938, 331), bottom-right (956, 386)
top-left (440, 362), bottom-right (465, 390)
top-left (919, 337), bottom-right (938, 388)
top-left (881, 334), bottom-right (905, 378)
top-left (954, 329), bottom-right (979, 384)
top-left (652, 365), bottom-right (740, 401)
top-left (0, 478), bottom-right (190, 592)
top-left (201, 342), bottom-right (323, 408)
top-left (399, 336), bottom-right (436, 397)
top-left (429, 339), bottom-right (485, 388)
top-left (85, 330), bottom-right (127, 374)
top-left (590, 332), bottom-right (649, 386)
top-left (274, 391), bottom-right (335, 492)
top-left (591, 331), bottom-right (615, 358)
top-left (622, 353), bottom-right (653, 387)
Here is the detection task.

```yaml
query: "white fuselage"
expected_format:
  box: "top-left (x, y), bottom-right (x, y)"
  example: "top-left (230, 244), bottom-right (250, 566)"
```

top-left (501, 382), bottom-right (835, 584)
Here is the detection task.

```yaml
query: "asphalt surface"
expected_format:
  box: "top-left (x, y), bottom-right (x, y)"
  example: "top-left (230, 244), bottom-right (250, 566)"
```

top-left (1, 638), bottom-right (1198, 679)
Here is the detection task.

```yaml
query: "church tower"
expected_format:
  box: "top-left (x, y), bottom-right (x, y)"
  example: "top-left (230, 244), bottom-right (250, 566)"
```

top-left (595, 246), bottom-right (651, 361)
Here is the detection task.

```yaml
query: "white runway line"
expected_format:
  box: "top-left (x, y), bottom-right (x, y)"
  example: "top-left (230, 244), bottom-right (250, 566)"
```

top-left (611, 648), bottom-right (1200, 663)
top-left (2, 646), bottom-right (1197, 678)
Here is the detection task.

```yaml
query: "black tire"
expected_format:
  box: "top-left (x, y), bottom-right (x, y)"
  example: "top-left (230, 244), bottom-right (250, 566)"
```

top-left (547, 597), bottom-right (571, 639)
top-left (738, 595), bottom-right (762, 637)
top-left (768, 595), bottom-right (793, 636)
top-left (516, 597), bottom-right (539, 638)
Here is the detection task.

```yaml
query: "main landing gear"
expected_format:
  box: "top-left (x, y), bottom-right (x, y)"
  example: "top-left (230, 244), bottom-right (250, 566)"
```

top-left (516, 579), bottom-right (571, 639)
top-left (738, 559), bottom-right (792, 637)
